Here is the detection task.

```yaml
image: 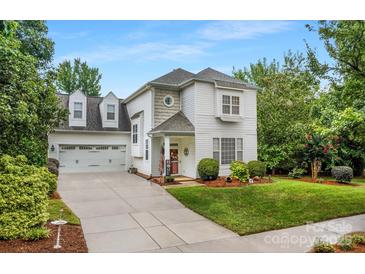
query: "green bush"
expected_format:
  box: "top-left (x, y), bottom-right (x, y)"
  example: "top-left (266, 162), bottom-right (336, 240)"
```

top-left (313, 239), bottom-right (335, 253)
top-left (331, 166), bottom-right (353, 183)
top-left (0, 155), bottom-right (52, 240)
top-left (24, 227), bottom-right (50, 241)
top-left (288, 167), bottom-right (306, 178)
top-left (47, 163), bottom-right (59, 177)
top-left (247, 160), bottom-right (266, 177)
top-left (338, 236), bottom-right (355, 251)
top-left (350, 234), bottom-right (365, 245)
top-left (198, 158), bottom-right (219, 180)
top-left (230, 161), bottom-right (249, 182)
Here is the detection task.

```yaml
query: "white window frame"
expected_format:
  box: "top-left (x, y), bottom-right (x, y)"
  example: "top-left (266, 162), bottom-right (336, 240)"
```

top-left (221, 95), bottom-right (240, 116)
top-left (73, 102), bottom-right (83, 119)
top-left (132, 124), bottom-right (138, 144)
top-left (163, 95), bottom-right (174, 108)
top-left (107, 104), bottom-right (116, 120)
top-left (213, 137), bottom-right (244, 165)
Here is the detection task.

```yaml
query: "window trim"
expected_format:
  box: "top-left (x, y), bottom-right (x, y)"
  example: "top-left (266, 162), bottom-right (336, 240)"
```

top-left (73, 102), bottom-right (83, 119)
top-left (132, 124), bottom-right (138, 144)
top-left (106, 104), bottom-right (116, 120)
top-left (163, 95), bottom-right (174, 108)
top-left (213, 137), bottom-right (244, 165)
top-left (221, 95), bottom-right (240, 116)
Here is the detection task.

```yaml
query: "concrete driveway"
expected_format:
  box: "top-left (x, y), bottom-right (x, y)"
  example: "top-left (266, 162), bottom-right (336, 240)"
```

top-left (59, 172), bottom-right (365, 252)
top-left (58, 172), bottom-right (237, 252)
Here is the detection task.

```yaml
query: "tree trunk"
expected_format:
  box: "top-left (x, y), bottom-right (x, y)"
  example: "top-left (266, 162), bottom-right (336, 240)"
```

top-left (311, 159), bottom-right (321, 181)
top-left (271, 169), bottom-right (276, 176)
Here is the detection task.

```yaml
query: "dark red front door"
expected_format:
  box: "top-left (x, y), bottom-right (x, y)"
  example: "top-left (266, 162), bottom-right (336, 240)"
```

top-left (170, 149), bottom-right (178, 174)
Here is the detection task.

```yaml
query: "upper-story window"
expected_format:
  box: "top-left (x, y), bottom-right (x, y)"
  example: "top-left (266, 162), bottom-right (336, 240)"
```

top-left (132, 124), bottom-right (138, 144)
top-left (163, 95), bottom-right (174, 107)
top-left (74, 102), bottom-right (83, 119)
top-left (222, 95), bottom-right (240, 115)
top-left (107, 104), bottom-right (115, 120)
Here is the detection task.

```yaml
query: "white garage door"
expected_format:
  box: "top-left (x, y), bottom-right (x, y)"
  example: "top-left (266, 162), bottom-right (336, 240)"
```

top-left (59, 144), bottom-right (126, 173)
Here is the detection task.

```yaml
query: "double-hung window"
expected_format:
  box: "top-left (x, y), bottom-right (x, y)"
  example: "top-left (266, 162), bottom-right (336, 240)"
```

top-left (107, 104), bottom-right (115, 120)
top-left (222, 95), bottom-right (240, 115)
top-left (132, 124), bottom-right (138, 144)
top-left (74, 102), bottom-right (83, 119)
top-left (213, 137), bottom-right (244, 164)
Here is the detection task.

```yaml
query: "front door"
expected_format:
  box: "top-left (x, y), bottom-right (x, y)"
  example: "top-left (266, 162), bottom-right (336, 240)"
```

top-left (170, 149), bottom-right (179, 174)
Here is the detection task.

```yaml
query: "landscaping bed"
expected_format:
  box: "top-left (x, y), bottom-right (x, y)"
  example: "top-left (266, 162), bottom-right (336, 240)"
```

top-left (286, 177), bottom-right (361, 187)
top-left (167, 180), bottom-right (365, 236)
top-left (197, 176), bottom-right (272, 187)
top-left (312, 232), bottom-right (365, 253)
top-left (0, 222), bottom-right (87, 253)
top-left (150, 176), bottom-right (181, 186)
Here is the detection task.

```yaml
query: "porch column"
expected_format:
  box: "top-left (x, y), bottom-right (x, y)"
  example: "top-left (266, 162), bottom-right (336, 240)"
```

top-left (164, 135), bottom-right (170, 176)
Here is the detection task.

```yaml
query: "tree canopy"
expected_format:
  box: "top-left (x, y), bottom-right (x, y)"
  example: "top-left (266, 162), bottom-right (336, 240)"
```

top-left (55, 58), bottom-right (102, 96)
top-left (0, 21), bottom-right (66, 166)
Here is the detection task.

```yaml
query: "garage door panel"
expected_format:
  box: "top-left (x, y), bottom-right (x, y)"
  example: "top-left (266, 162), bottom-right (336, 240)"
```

top-left (59, 145), bottom-right (127, 173)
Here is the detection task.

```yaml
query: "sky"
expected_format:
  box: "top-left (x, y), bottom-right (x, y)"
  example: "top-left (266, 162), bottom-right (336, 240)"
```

top-left (47, 20), bottom-right (329, 98)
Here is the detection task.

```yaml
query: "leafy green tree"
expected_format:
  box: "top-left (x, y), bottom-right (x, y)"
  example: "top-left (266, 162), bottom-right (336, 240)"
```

top-left (0, 20), bottom-right (55, 70)
top-left (306, 20), bottom-right (365, 175)
top-left (55, 58), bottom-right (102, 96)
top-left (234, 51), bottom-right (319, 173)
top-left (0, 22), bottom-right (66, 166)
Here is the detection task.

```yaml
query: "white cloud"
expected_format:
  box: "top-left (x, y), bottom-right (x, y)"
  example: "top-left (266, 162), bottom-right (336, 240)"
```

top-left (55, 41), bottom-right (211, 64)
top-left (198, 21), bottom-right (292, 41)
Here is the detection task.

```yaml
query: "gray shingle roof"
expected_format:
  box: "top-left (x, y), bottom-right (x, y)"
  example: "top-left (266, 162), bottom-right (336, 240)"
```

top-left (149, 111), bottom-right (195, 134)
top-left (57, 94), bottom-right (131, 132)
top-left (151, 68), bottom-right (195, 85)
top-left (149, 67), bottom-right (257, 89)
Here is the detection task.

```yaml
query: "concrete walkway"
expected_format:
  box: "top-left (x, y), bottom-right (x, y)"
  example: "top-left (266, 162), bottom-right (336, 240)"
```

top-left (59, 172), bottom-right (365, 252)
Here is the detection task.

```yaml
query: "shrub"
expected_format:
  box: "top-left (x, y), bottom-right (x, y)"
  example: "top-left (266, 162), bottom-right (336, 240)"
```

top-left (230, 161), bottom-right (249, 182)
top-left (48, 158), bottom-right (60, 168)
top-left (331, 166), bottom-right (353, 183)
top-left (338, 236), bottom-right (355, 251)
top-left (198, 158), bottom-right (219, 180)
top-left (24, 227), bottom-right (50, 241)
top-left (288, 167), bottom-right (306, 178)
top-left (0, 155), bottom-right (51, 240)
top-left (47, 164), bottom-right (59, 177)
top-left (313, 239), bottom-right (335, 253)
top-left (247, 160), bottom-right (266, 177)
top-left (350, 234), bottom-right (365, 245)
top-left (164, 176), bottom-right (174, 183)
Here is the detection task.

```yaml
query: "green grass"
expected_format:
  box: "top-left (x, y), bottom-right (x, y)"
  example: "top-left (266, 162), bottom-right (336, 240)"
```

top-left (277, 176), bottom-right (365, 184)
top-left (167, 180), bottom-right (365, 236)
top-left (48, 199), bottom-right (80, 225)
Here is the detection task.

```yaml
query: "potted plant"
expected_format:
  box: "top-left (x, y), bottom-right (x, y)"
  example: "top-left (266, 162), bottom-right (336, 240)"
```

top-left (164, 176), bottom-right (175, 183)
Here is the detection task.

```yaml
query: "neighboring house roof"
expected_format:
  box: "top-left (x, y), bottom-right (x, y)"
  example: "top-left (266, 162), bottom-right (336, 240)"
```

top-left (57, 93), bottom-right (131, 132)
top-left (148, 111), bottom-right (195, 135)
top-left (124, 67), bottom-right (258, 103)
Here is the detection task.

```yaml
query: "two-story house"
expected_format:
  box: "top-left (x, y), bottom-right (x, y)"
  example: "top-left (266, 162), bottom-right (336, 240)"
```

top-left (48, 67), bottom-right (258, 178)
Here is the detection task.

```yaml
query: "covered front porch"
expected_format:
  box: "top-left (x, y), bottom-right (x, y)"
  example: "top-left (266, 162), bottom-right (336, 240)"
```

top-left (148, 112), bottom-right (196, 178)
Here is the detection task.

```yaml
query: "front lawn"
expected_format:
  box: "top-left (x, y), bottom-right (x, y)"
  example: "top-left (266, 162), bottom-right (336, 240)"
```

top-left (167, 180), bottom-right (365, 235)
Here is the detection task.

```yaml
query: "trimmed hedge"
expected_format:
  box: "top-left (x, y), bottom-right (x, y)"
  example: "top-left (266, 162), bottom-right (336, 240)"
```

top-left (0, 155), bottom-right (54, 240)
top-left (198, 158), bottom-right (219, 180)
top-left (288, 167), bottom-right (306, 178)
top-left (230, 161), bottom-right (249, 182)
top-left (48, 158), bottom-right (60, 169)
top-left (247, 160), bottom-right (266, 177)
top-left (331, 166), bottom-right (353, 183)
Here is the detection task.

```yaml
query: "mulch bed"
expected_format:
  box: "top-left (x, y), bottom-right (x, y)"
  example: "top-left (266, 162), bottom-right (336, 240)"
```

top-left (150, 177), bottom-right (181, 186)
top-left (198, 176), bottom-right (272, 187)
top-left (0, 222), bottom-right (88, 253)
top-left (293, 177), bottom-right (360, 187)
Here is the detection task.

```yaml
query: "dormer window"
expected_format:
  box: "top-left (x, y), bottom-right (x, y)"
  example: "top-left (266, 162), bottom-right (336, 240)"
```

top-left (222, 95), bottom-right (240, 115)
top-left (74, 102), bottom-right (83, 119)
top-left (107, 104), bottom-right (115, 120)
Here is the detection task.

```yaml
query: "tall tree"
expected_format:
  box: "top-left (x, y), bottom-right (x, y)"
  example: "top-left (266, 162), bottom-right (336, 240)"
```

top-left (306, 20), bottom-right (365, 175)
top-left (55, 58), bottom-right (102, 96)
top-left (234, 51), bottom-right (319, 173)
top-left (0, 21), bottom-right (66, 166)
top-left (0, 20), bottom-right (54, 70)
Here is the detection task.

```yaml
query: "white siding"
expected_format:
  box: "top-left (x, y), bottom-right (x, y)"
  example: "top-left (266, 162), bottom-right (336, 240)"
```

top-left (48, 131), bottom-right (131, 171)
top-left (194, 82), bottom-right (257, 176)
top-left (181, 83), bottom-right (195, 125)
top-left (126, 89), bottom-right (152, 175)
top-left (99, 92), bottom-right (119, 128)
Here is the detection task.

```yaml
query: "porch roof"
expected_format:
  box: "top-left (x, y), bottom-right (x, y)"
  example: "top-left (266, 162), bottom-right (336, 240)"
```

top-left (148, 111), bottom-right (195, 136)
